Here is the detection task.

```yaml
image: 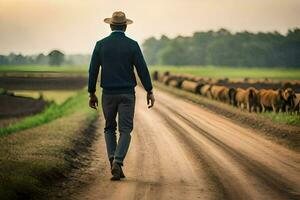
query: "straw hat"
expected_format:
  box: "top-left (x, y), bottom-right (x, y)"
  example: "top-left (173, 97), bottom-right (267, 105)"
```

top-left (104, 11), bottom-right (133, 25)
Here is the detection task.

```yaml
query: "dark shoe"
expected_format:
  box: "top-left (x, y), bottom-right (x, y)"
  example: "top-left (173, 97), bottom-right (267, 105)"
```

top-left (109, 159), bottom-right (125, 178)
top-left (110, 162), bottom-right (121, 181)
top-left (120, 166), bottom-right (126, 178)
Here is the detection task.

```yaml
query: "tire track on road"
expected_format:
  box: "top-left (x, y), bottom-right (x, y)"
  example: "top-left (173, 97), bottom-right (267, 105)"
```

top-left (154, 91), bottom-right (300, 200)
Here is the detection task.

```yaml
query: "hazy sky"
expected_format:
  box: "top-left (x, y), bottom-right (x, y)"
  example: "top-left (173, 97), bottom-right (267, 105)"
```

top-left (0, 0), bottom-right (300, 54)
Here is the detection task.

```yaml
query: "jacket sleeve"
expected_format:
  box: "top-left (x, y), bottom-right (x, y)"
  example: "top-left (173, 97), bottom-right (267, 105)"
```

top-left (88, 42), bottom-right (101, 94)
top-left (133, 42), bottom-right (153, 92)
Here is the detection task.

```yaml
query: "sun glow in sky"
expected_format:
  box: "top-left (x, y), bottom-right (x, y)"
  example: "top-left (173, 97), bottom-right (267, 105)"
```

top-left (0, 0), bottom-right (299, 54)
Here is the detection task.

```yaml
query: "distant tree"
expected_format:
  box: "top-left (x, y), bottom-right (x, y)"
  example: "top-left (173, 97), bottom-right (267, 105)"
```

top-left (8, 53), bottom-right (28, 65)
top-left (48, 50), bottom-right (64, 66)
top-left (142, 28), bottom-right (300, 68)
top-left (143, 35), bottom-right (170, 65)
top-left (159, 36), bottom-right (189, 65)
top-left (0, 55), bottom-right (9, 65)
top-left (0, 51), bottom-right (89, 66)
top-left (35, 53), bottom-right (49, 65)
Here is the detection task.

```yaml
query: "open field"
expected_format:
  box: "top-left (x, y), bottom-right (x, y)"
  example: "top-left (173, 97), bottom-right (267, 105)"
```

top-left (0, 92), bottom-right (48, 129)
top-left (1, 65), bottom-right (299, 79)
top-left (0, 65), bottom-right (87, 73)
top-left (150, 66), bottom-right (300, 80)
top-left (0, 76), bottom-right (87, 90)
top-left (0, 94), bottom-right (47, 118)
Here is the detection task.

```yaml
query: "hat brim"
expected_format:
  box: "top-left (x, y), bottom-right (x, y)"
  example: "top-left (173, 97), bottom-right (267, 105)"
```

top-left (104, 18), bottom-right (133, 25)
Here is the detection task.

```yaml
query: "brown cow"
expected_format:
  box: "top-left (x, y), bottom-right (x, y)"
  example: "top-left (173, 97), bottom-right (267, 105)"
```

top-left (235, 88), bottom-right (247, 109)
top-left (181, 80), bottom-right (203, 94)
top-left (162, 74), bottom-right (180, 85)
top-left (293, 93), bottom-right (300, 114)
top-left (235, 87), bottom-right (259, 112)
top-left (210, 85), bottom-right (236, 105)
top-left (217, 86), bottom-right (236, 104)
top-left (174, 73), bottom-right (195, 81)
top-left (159, 71), bottom-right (171, 82)
top-left (247, 87), bottom-right (260, 112)
top-left (228, 88), bottom-right (237, 106)
top-left (200, 84), bottom-right (212, 98)
top-left (210, 85), bottom-right (225, 101)
top-left (168, 79), bottom-right (183, 88)
top-left (282, 88), bottom-right (297, 112)
top-left (162, 75), bottom-right (171, 85)
top-left (193, 77), bottom-right (205, 83)
top-left (183, 74), bottom-right (196, 81)
top-left (220, 87), bottom-right (236, 105)
top-left (217, 77), bottom-right (229, 84)
top-left (258, 89), bottom-right (285, 112)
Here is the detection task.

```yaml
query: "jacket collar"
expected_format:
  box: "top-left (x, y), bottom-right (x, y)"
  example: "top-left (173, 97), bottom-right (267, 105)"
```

top-left (110, 31), bottom-right (125, 36)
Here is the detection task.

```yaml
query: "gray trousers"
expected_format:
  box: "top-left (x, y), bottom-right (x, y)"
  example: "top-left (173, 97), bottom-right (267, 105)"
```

top-left (101, 93), bottom-right (135, 166)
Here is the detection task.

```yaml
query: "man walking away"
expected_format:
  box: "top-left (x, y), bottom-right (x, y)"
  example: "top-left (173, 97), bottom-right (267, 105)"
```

top-left (88, 11), bottom-right (155, 181)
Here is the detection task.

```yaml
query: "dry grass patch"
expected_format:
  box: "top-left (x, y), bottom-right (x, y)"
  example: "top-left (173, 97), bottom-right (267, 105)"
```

top-left (0, 109), bottom-right (98, 199)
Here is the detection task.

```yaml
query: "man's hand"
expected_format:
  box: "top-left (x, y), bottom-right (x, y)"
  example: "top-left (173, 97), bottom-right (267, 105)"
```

top-left (147, 92), bottom-right (155, 109)
top-left (89, 93), bottom-right (98, 110)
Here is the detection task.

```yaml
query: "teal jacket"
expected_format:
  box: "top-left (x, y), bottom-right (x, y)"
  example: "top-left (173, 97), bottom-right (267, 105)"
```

top-left (88, 31), bottom-right (153, 94)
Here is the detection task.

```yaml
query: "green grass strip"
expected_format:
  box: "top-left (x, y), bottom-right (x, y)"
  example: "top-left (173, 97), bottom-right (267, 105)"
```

top-left (262, 112), bottom-right (300, 126)
top-left (149, 65), bottom-right (300, 80)
top-left (0, 90), bottom-right (90, 136)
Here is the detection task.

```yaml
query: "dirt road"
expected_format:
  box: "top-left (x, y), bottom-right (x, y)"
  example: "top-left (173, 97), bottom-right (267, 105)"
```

top-left (68, 87), bottom-right (300, 200)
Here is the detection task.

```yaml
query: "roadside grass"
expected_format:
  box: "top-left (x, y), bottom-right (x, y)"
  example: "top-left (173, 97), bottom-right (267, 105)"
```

top-left (0, 88), bottom-right (99, 200)
top-left (0, 89), bottom-right (91, 136)
top-left (262, 112), bottom-right (300, 126)
top-left (0, 111), bottom-right (98, 200)
top-left (0, 65), bottom-right (87, 73)
top-left (11, 90), bottom-right (78, 104)
top-left (150, 65), bottom-right (300, 80)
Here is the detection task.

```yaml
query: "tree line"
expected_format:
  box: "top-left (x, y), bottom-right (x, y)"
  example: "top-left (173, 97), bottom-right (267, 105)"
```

top-left (142, 28), bottom-right (300, 68)
top-left (0, 50), bottom-right (91, 66)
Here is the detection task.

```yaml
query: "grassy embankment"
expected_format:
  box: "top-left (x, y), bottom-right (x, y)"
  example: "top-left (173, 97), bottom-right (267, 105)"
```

top-left (150, 66), bottom-right (300, 126)
top-left (11, 90), bottom-right (77, 105)
top-left (0, 85), bottom-right (100, 199)
top-left (0, 90), bottom-right (93, 136)
top-left (150, 65), bottom-right (300, 80)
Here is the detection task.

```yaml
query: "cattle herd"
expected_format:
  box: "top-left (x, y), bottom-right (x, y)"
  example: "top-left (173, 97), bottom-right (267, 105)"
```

top-left (153, 71), bottom-right (300, 114)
